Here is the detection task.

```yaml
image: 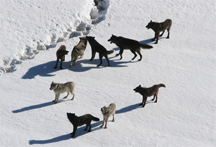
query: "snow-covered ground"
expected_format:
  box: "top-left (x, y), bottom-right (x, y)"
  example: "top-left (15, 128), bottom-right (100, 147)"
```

top-left (0, 0), bottom-right (215, 146)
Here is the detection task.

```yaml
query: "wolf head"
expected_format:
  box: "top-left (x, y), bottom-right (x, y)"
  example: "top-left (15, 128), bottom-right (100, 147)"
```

top-left (133, 85), bottom-right (142, 93)
top-left (108, 34), bottom-right (117, 44)
top-left (67, 112), bottom-right (75, 118)
top-left (67, 113), bottom-right (76, 123)
top-left (101, 106), bottom-right (108, 115)
top-left (146, 20), bottom-right (153, 29)
top-left (50, 81), bottom-right (58, 90)
top-left (86, 36), bottom-right (95, 41)
top-left (79, 37), bottom-right (87, 42)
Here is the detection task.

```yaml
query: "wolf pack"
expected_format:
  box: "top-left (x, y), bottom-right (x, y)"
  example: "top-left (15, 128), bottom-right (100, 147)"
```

top-left (50, 18), bottom-right (171, 137)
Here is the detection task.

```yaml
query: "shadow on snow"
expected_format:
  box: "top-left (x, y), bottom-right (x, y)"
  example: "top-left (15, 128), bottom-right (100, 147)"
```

top-left (29, 121), bottom-right (102, 145)
top-left (21, 57), bottom-right (129, 79)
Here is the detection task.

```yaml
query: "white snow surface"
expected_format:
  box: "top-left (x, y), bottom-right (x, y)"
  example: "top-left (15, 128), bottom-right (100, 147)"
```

top-left (0, 0), bottom-right (215, 146)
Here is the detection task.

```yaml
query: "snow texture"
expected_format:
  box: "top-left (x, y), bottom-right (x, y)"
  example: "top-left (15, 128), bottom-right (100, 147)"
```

top-left (0, 0), bottom-right (215, 147)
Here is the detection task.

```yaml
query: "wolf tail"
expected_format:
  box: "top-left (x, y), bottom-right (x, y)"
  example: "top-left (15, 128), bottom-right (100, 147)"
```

top-left (92, 116), bottom-right (100, 121)
top-left (140, 44), bottom-right (153, 49)
top-left (107, 50), bottom-right (114, 55)
top-left (159, 83), bottom-right (166, 88)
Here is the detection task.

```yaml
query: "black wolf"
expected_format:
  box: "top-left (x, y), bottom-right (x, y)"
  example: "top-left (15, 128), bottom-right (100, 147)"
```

top-left (146, 19), bottom-right (172, 44)
top-left (108, 35), bottom-right (153, 61)
top-left (86, 36), bottom-right (114, 67)
top-left (54, 45), bottom-right (69, 69)
top-left (134, 84), bottom-right (165, 107)
top-left (67, 113), bottom-right (100, 137)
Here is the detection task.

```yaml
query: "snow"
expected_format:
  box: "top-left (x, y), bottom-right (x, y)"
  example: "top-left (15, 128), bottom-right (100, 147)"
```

top-left (0, 0), bottom-right (215, 146)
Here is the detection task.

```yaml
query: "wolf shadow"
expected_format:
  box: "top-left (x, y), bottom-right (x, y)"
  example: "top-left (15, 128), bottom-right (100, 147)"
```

top-left (29, 121), bottom-right (102, 145)
top-left (22, 61), bottom-right (59, 79)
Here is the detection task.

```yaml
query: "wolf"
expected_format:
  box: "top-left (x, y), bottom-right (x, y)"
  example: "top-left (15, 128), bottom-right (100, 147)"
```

top-left (67, 113), bottom-right (100, 137)
top-left (50, 81), bottom-right (75, 104)
top-left (54, 45), bottom-right (69, 69)
top-left (70, 37), bottom-right (87, 67)
top-left (146, 19), bottom-right (172, 44)
top-left (86, 36), bottom-right (114, 67)
top-left (108, 35), bottom-right (153, 61)
top-left (100, 103), bottom-right (116, 129)
top-left (133, 83), bottom-right (165, 107)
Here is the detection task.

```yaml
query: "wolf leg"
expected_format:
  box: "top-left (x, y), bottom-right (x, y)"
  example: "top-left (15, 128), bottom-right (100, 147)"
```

top-left (119, 48), bottom-right (124, 60)
top-left (151, 95), bottom-right (156, 101)
top-left (155, 32), bottom-right (159, 44)
top-left (69, 59), bottom-right (73, 67)
top-left (137, 51), bottom-right (142, 61)
top-left (131, 51), bottom-right (137, 60)
top-left (142, 97), bottom-right (147, 107)
top-left (160, 31), bottom-right (165, 37)
top-left (71, 126), bottom-right (77, 137)
top-left (104, 119), bottom-right (108, 128)
top-left (60, 59), bottom-right (63, 69)
top-left (155, 95), bottom-right (158, 103)
top-left (104, 54), bottom-right (110, 66)
top-left (69, 55), bottom-right (74, 67)
top-left (54, 58), bottom-right (59, 69)
top-left (139, 96), bottom-right (145, 106)
top-left (64, 91), bottom-right (70, 99)
top-left (167, 29), bottom-right (170, 39)
top-left (90, 51), bottom-right (96, 61)
top-left (71, 93), bottom-right (75, 100)
top-left (100, 119), bottom-right (105, 128)
top-left (54, 94), bottom-right (60, 103)
top-left (73, 56), bottom-right (79, 66)
top-left (97, 53), bottom-right (103, 67)
top-left (112, 114), bottom-right (115, 122)
top-left (88, 124), bottom-right (91, 132)
top-left (84, 125), bottom-right (88, 131)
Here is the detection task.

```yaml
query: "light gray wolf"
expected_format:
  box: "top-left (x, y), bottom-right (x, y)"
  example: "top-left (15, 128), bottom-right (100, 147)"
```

top-left (70, 37), bottom-right (87, 67)
top-left (134, 84), bottom-right (165, 107)
top-left (108, 35), bottom-right (153, 61)
top-left (67, 113), bottom-right (100, 137)
top-left (100, 103), bottom-right (116, 128)
top-left (146, 19), bottom-right (172, 44)
top-left (54, 45), bottom-right (69, 69)
top-left (50, 81), bottom-right (75, 104)
top-left (86, 36), bottom-right (114, 67)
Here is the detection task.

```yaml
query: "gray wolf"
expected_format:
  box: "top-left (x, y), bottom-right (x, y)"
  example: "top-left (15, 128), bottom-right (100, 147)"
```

top-left (67, 113), bottom-right (100, 137)
top-left (86, 36), bottom-right (114, 67)
top-left (50, 81), bottom-right (75, 104)
top-left (70, 37), bottom-right (87, 67)
top-left (100, 103), bottom-right (116, 128)
top-left (146, 19), bottom-right (172, 44)
top-left (108, 35), bottom-right (153, 61)
top-left (133, 84), bottom-right (165, 107)
top-left (54, 45), bottom-right (69, 69)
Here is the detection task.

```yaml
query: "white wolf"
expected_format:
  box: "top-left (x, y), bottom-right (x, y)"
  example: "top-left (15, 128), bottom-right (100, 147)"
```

top-left (70, 37), bottom-right (87, 67)
top-left (100, 103), bottom-right (116, 128)
top-left (50, 81), bottom-right (75, 104)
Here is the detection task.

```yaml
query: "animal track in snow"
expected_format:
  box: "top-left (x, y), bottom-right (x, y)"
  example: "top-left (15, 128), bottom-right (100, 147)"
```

top-left (0, 0), bottom-right (109, 75)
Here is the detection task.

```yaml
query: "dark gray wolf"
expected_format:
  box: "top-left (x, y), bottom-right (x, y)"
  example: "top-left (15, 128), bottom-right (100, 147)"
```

top-left (108, 35), bottom-right (153, 61)
top-left (146, 19), bottom-right (172, 44)
top-left (67, 113), bottom-right (100, 137)
top-left (134, 84), bottom-right (166, 107)
top-left (101, 103), bottom-right (116, 129)
top-left (54, 45), bottom-right (69, 69)
top-left (50, 81), bottom-right (75, 104)
top-left (86, 36), bottom-right (114, 67)
top-left (70, 37), bottom-right (87, 67)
